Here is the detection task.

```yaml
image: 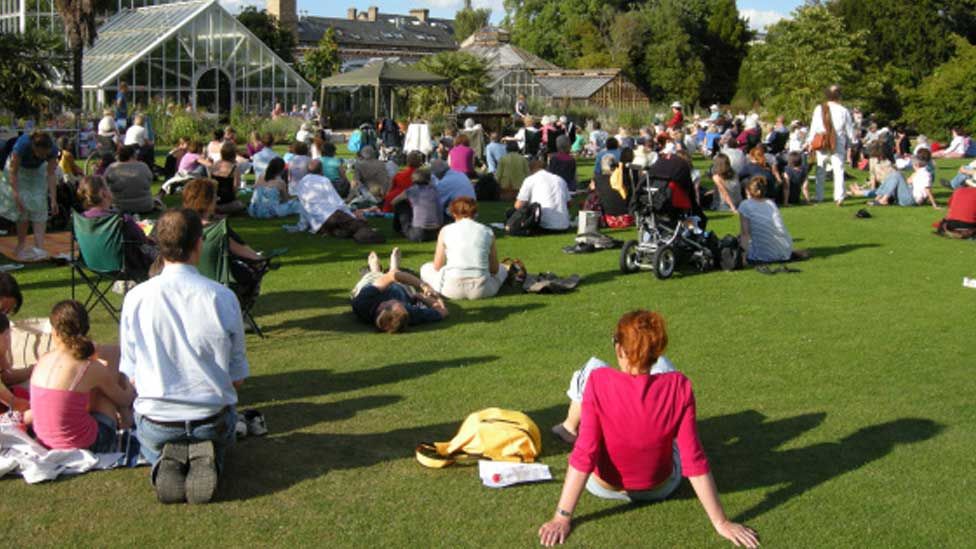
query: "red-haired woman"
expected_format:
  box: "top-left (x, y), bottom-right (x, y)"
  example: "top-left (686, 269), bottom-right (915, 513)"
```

top-left (539, 310), bottom-right (759, 548)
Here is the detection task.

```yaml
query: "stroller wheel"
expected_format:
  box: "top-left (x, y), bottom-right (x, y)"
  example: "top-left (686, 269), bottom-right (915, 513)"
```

top-left (653, 246), bottom-right (676, 280)
top-left (619, 240), bottom-right (640, 274)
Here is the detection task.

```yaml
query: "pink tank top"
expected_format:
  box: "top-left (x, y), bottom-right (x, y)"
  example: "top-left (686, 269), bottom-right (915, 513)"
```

top-left (30, 361), bottom-right (97, 450)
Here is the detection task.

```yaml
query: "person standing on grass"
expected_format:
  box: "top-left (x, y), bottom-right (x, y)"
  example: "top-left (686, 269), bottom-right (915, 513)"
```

top-left (0, 131), bottom-right (59, 261)
top-left (538, 310), bottom-right (759, 548)
top-left (806, 85), bottom-right (855, 206)
top-left (120, 208), bottom-right (248, 504)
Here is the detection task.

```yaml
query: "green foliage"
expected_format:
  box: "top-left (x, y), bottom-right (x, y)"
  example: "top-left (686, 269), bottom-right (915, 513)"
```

top-left (300, 29), bottom-right (340, 85)
top-left (632, 1), bottom-right (706, 107)
top-left (901, 36), bottom-right (976, 139)
top-left (0, 30), bottom-right (70, 118)
top-left (409, 52), bottom-right (489, 118)
top-left (701, 0), bottom-right (752, 105)
top-left (454, 1), bottom-right (491, 44)
top-left (237, 6), bottom-right (295, 63)
top-left (735, 5), bottom-right (866, 121)
top-left (829, 0), bottom-right (975, 83)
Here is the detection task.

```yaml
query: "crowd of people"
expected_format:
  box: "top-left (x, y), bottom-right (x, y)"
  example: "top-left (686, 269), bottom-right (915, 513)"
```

top-left (1, 79), bottom-right (974, 545)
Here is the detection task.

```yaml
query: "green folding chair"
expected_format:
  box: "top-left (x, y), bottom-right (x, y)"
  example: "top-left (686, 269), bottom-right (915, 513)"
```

top-left (199, 218), bottom-right (273, 338)
top-left (70, 212), bottom-right (146, 322)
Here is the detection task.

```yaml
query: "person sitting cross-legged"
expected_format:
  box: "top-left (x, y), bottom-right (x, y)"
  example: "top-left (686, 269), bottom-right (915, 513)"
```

top-left (391, 167), bottom-right (442, 242)
top-left (120, 208), bottom-right (249, 504)
top-left (420, 197), bottom-right (508, 300)
top-left (537, 310), bottom-right (759, 549)
top-left (351, 248), bottom-right (447, 334)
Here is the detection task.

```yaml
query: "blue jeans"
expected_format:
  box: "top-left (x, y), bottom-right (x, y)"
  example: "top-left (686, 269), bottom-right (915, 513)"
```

top-left (135, 407), bottom-right (236, 472)
top-left (873, 172), bottom-right (915, 206)
top-left (950, 173), bottom-right (971, 189)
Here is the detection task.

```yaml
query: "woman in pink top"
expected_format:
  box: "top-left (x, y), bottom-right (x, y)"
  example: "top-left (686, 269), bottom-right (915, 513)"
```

top-left (448, 134), bottom-right (476, 176)
top-left (26, 301), bottom-right (135, 452)
top-left (538, 311), bottom-right (759, 548)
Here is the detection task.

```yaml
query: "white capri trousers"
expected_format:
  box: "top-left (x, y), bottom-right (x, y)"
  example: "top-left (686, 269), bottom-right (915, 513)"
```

top-left (420, 262), bottom-right (508, 300)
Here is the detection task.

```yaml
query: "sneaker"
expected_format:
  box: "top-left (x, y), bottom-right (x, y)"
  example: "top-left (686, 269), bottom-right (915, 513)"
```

top-left (244, 410), bottom-right (267, 437)
top-left (939, 179), bottom-right (952, 189)
top-left (15, 248), bottom-right (38, 262)
top-left (235, 416), bottom-right (249, 439)
top-left (154, 442), bottom-right (188, 504)
top-left (185, 440), bottom-right (218, 504)
top-left (29, 247), bottom-right (49, 260)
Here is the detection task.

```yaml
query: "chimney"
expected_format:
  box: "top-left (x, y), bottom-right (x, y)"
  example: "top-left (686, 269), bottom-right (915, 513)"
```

top-left (267, 0), bottom-right (298, 38)
top-left (347, 8), bottom-right (357, 20)
top-left (367, 6), bottom-right (378, 22)
top-left (409, 9), bottom-right (429, 23)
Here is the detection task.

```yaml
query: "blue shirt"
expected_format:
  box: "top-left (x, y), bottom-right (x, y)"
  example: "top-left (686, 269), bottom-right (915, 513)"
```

top-left (485, 142), bottom-right (507, 174)
top-left (120, 263), bottom-right (248, 421)
top-left (115, 91), bottom-right (128, 120)
top-left (434, 169), bottom-right (476, 215)
top-left (593, 148), bottom-right (622, 176)
top-left (351, 283), bottom-right (443, 325)
top-left (12, 133), bottom-right (58, 170)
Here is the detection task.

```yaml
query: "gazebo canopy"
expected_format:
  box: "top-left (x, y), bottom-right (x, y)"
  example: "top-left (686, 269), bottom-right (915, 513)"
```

top-left (320, 61), bottom-right (449, 120)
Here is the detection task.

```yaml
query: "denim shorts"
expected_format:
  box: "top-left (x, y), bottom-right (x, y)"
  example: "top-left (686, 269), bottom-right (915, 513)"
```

top-left (89, 412), bottom-right (119, 454)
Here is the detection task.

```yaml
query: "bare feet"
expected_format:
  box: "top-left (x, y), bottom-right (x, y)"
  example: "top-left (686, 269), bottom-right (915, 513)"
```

top-left (389, 247), bottom-right (401, 272)
top-left (367, 251), bottom-right (381, 273)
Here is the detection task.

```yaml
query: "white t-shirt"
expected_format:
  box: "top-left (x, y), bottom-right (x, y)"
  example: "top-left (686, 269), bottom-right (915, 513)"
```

top-left (97, 116), bottom-right (116, 137)
top-left (123, 125), bottom-right (148, 146)
top-left (441, 218), bottom-right (493, 278)
top-left (517, 170), bottom-right (571, 231)
top-left (910, 168), bottom-right (932, 204)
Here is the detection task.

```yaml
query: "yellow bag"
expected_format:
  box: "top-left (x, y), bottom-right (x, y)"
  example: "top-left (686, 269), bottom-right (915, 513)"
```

top-left (415, 408), bottom-right (542, 469)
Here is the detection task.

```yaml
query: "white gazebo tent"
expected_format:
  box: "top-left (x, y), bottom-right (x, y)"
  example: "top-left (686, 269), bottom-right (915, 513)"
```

top-left (80, 0), bottom-right (313, 115)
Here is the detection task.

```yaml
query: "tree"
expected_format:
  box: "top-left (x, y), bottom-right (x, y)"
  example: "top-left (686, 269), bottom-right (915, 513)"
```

top-left (901, 35), bottom-right (976, 139)
top-left (409, 52), bottom-right (489, 118)
top-left (734, 5), bottom-right (866, 121)
top-left (54, 0), bottom-right (99, 112)
top-left (633, 2), bottom-right (706, 106)
top-left (237, 6), bottom-right (295, 63)
top-left (700, 0), bottom-right (751, 105)
top-left (0, 31), bottom-right (70, 118)
top-left (454, 0), bottom-right (491, 44)
top-left (300, 29), bottom-right (340, 85)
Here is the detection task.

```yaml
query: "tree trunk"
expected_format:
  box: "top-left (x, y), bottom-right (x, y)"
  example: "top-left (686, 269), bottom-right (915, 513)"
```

top-left (73, 45), bottom-right (83, 112)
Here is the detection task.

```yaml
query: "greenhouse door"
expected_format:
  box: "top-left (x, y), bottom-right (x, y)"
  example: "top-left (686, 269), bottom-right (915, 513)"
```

top-left (194, 67), bottom-right (232, 116)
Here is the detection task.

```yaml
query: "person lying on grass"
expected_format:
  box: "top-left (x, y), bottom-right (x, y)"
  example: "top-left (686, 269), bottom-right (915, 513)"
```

top-left (538, 310), bottom-right (759, 548)
top-left (351, 248), bottom-right (447, 334)
top-left (26, 300), bottom-right (135, 453)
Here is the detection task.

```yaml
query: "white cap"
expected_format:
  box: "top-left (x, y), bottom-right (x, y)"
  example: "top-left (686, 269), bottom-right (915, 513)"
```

top-left (709, 104), bottom-right (719, 111)
top-left (671, 101), bottom-right (683, 109)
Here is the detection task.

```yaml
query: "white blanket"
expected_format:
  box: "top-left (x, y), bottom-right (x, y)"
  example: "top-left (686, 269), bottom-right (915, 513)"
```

top-left (0, 424), bottom-right (125, 484)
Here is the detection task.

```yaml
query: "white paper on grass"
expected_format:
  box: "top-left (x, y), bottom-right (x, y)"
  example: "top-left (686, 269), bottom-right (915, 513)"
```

top-left (479, 460), bottom-right (552, 488)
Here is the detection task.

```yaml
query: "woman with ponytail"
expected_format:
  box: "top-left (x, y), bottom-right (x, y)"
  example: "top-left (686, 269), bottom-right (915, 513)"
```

top-left (27, 301), bottom-right (135, 452)
top-left (539, 310), bottom-right (759, 548)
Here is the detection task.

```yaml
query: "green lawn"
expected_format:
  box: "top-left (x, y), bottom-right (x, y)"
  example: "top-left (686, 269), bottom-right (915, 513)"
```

top-left (1, 155), bottom-right (973, 548)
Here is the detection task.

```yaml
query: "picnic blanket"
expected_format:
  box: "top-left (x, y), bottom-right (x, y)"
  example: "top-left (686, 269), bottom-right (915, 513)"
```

top-left (0, 232), bottom-right (72, 263)
top-left (0, 423), bottom-right (143, 484)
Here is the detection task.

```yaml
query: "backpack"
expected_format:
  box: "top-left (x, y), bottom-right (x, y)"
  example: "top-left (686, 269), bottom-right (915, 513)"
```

top-left (415, 408), bottom-right (542, 468)
top-left (347, 130), bottom-right (363, 154)
top-left (505, 203), bottom-right (542, 236)
top-left (718, 234), bottom-right (744, 271)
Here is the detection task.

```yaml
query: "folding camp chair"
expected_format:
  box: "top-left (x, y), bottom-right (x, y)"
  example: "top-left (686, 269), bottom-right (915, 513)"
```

top-left (70, 212), bottom-right (146, 322)
top-left (199, 218), bottom-right (279, 338)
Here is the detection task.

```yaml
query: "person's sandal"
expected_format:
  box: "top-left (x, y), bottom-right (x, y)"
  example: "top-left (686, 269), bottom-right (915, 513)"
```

top-left (154, 442), bottom-right (188, 504)
top-left (185, 441), bottom-right (218, 504)
top-left (551, 424), bottom-right (578, 445)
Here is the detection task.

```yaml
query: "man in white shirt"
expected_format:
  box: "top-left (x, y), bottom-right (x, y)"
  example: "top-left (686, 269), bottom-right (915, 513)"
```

top-left (120, 208), bottom-right (248, 504)
top-left (806, 85), bottom-right (855, 205)
top-left (514, 159), bottom-right (571, 233)
top-left (292, 160), bottom-right (384, 243)
top-left (123, 113), bottom-right (155, 170)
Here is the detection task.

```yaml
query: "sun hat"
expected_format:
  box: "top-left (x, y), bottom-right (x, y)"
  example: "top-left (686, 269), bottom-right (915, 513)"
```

top-left (671, 101), bottom-right (683, 109)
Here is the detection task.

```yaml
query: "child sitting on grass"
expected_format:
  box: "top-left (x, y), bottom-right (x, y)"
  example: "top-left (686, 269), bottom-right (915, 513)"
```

top-left (0, 313), bottom-right (30, 413)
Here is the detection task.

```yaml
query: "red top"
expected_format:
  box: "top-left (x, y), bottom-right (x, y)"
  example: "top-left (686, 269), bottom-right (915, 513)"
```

top-left (382, 166), bottom-right (415, 212)
top-left (569, 370), bottom-right (710, 490)
top-left (448, 145), bottom-right (475, 175)
top-left (667, 111), bottom-right (684, 129)
top-left (947, 187), bottom-right (976, 224)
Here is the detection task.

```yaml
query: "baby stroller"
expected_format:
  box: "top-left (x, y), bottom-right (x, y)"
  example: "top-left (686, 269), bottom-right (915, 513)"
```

top-left (619, 173), bottom-right (719, 279)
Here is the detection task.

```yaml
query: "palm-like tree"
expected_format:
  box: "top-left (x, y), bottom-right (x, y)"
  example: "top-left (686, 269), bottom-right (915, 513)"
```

top-left (54, 0), bottom-right (100, 112)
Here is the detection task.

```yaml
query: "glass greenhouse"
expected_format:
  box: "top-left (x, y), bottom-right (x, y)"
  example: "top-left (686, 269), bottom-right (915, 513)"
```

top-left (79, 0), bottom-right (312, 115)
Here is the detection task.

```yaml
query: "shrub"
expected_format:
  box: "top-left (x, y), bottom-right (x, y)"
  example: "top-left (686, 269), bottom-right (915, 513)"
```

top-left (901, 35), bottom-right (976, 141)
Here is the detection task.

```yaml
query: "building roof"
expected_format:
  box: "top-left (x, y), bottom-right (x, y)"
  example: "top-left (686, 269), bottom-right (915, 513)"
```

top-left (532, 70), bottom-right (621, 99)
top-left (320, 60), bottom-right (449, 89)
top-left (460, 27), bottom-right (558, 72)
top-left (83, 0), bottom-right (210, 87)
top-left (298, 12), bottom-right (456, 52)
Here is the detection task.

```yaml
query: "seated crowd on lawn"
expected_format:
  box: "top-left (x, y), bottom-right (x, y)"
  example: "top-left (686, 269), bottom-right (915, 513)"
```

top-left (0, 81), bottom-right (974, 546)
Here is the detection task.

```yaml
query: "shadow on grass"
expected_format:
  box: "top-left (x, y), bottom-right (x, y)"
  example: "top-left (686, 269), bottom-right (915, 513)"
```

top-left (222, 402), bottom-right (564, 502)
top-left (254, 395), bottom-right (405, 432)
top-left (805, 243), bottom-right (881, 259)
top-left (570, 411), bottom-right (942, 529)
top-left (240, 355), bottom-right (499, 403)
top-left (253, 288), bottom-right (349, 316)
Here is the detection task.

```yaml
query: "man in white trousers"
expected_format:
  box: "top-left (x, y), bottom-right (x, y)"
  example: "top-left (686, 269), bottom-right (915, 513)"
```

top-left (807, 85), bottom-right (855, 205)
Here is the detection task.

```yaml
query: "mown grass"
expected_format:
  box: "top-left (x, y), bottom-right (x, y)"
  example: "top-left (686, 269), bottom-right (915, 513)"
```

top-left (0, 153), bottom-right (973, 548)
